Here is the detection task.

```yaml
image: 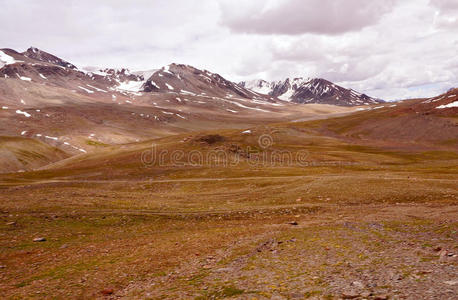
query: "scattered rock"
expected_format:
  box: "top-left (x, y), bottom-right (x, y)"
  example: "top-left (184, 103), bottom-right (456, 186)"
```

top-left (100, 289), bottom-right (114, 295)
top-left (6, 222), bottom-right (16, 226)
top-left (374, 294), bottom-right (389, 300)
top-left (256, 239), bottom-right (278, 252)
top-left (0, 265), bottom-right (5, 269)
top-left (433, 246), bottom-right (442, 252)
top-left (196, 134), bottom-right (225, 145)
top-left (288, 221), bottom-right (298, 226)
top-left (60, 244), bottom-right (69, 249)
top-left (33, 237), bottom-right (46, 242)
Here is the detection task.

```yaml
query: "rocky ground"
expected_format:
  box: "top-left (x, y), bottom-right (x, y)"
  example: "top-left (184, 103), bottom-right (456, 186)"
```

top-left (119, 204), bottom-right (457, 299)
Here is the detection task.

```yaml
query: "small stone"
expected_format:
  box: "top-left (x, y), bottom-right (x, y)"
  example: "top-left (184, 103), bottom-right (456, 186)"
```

top-left (33, 237), bottom-right (46, 242)
top-left (290, 292), bottom-right (304, 298)
top-left (361, 291), bottom-right (371, 298)
top-left (444, 280), bottom-right (458, 286)
top-left (288, 221), bottom-right (298, 226)
top-left (215, 267), bottom-right (232, 273)
top-left (342, 291), bottom-right (360, 299)
top-left (374, 294), bottom-right (389, 300)
top-left (101, 289), bottom-right (114, 295)
top-left (0, 265), bottom-right (5, 269)
top-left (439, 249), bottom-right (449, 262)
top-left (6, 222), bottom-right (16, 226)
top-left (60, 244), bottom-right (69, 249)
top-left (351, 281), bottom-right (365, 289)
top-left (433, 246), bottom-right (442, 252)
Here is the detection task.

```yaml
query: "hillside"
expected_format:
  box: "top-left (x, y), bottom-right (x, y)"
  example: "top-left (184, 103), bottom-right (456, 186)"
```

top-left (306, 88), bottom-right (458, 148)
top-left (0, 136), bottom-right (69, 173)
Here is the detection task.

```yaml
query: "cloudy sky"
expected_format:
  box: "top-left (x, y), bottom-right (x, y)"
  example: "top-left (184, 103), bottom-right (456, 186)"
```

top-left (0, 0), bottom-right (457, 100)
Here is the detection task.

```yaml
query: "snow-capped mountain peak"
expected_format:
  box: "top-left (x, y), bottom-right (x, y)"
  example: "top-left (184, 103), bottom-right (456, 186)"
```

top-left (240, 77), bottom-right (382, 106)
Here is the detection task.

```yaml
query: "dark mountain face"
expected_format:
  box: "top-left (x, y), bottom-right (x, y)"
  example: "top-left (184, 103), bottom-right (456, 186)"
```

top-left (22, 47), bottom-right (77, 69)
top-left (240, 78), bottom-right (383, 106)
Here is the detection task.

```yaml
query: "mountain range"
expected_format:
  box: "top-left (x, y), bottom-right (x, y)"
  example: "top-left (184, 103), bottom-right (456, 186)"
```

top-left (1, 46), bottom-right (380, 106)
top-left (240, 78), bottom-right (382, 106)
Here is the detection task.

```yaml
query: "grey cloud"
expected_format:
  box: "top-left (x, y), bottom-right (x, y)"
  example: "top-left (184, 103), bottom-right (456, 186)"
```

top-left (430, 0), bottom-right (458, 10)
top-left (430, 0), bottom-right (458, 30)
top-left (219, 0), bottom-right (400, 35)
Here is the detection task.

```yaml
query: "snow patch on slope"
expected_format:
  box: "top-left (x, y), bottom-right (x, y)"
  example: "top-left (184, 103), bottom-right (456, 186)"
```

top-left (116, 80), bottom-right (144, 93)
top-left (16, 110), bottom-right (31, 117)
top-left (0, 50), bottom-right (17, 67)
top-left (436, 101), bottom-right (458, 109)
top-left (78, 86), bottom-right (94, 94)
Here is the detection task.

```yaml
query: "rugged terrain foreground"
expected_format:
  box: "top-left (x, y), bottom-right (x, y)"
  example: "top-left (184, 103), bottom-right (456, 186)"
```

top-left (1, 90), bottom-right (457, 298)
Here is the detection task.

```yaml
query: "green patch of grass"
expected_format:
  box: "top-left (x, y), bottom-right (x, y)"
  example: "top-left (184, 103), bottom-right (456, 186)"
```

top-left (221, 286), bottom-right (244, 297)
top-left (85, 140), bottom-right (109, 147)
top-left (420, 255), bottom-right (437, 262)
top-left (187, 272), bottom-right (208, 287)
top-left (14, 281), bottom-right (28, 288)
top-left (304, 290), bottom-right (322, 298)
top-left (422, 243), bottom-right (433, 248)
top-left (200, 285), bottom-right (245, 299)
